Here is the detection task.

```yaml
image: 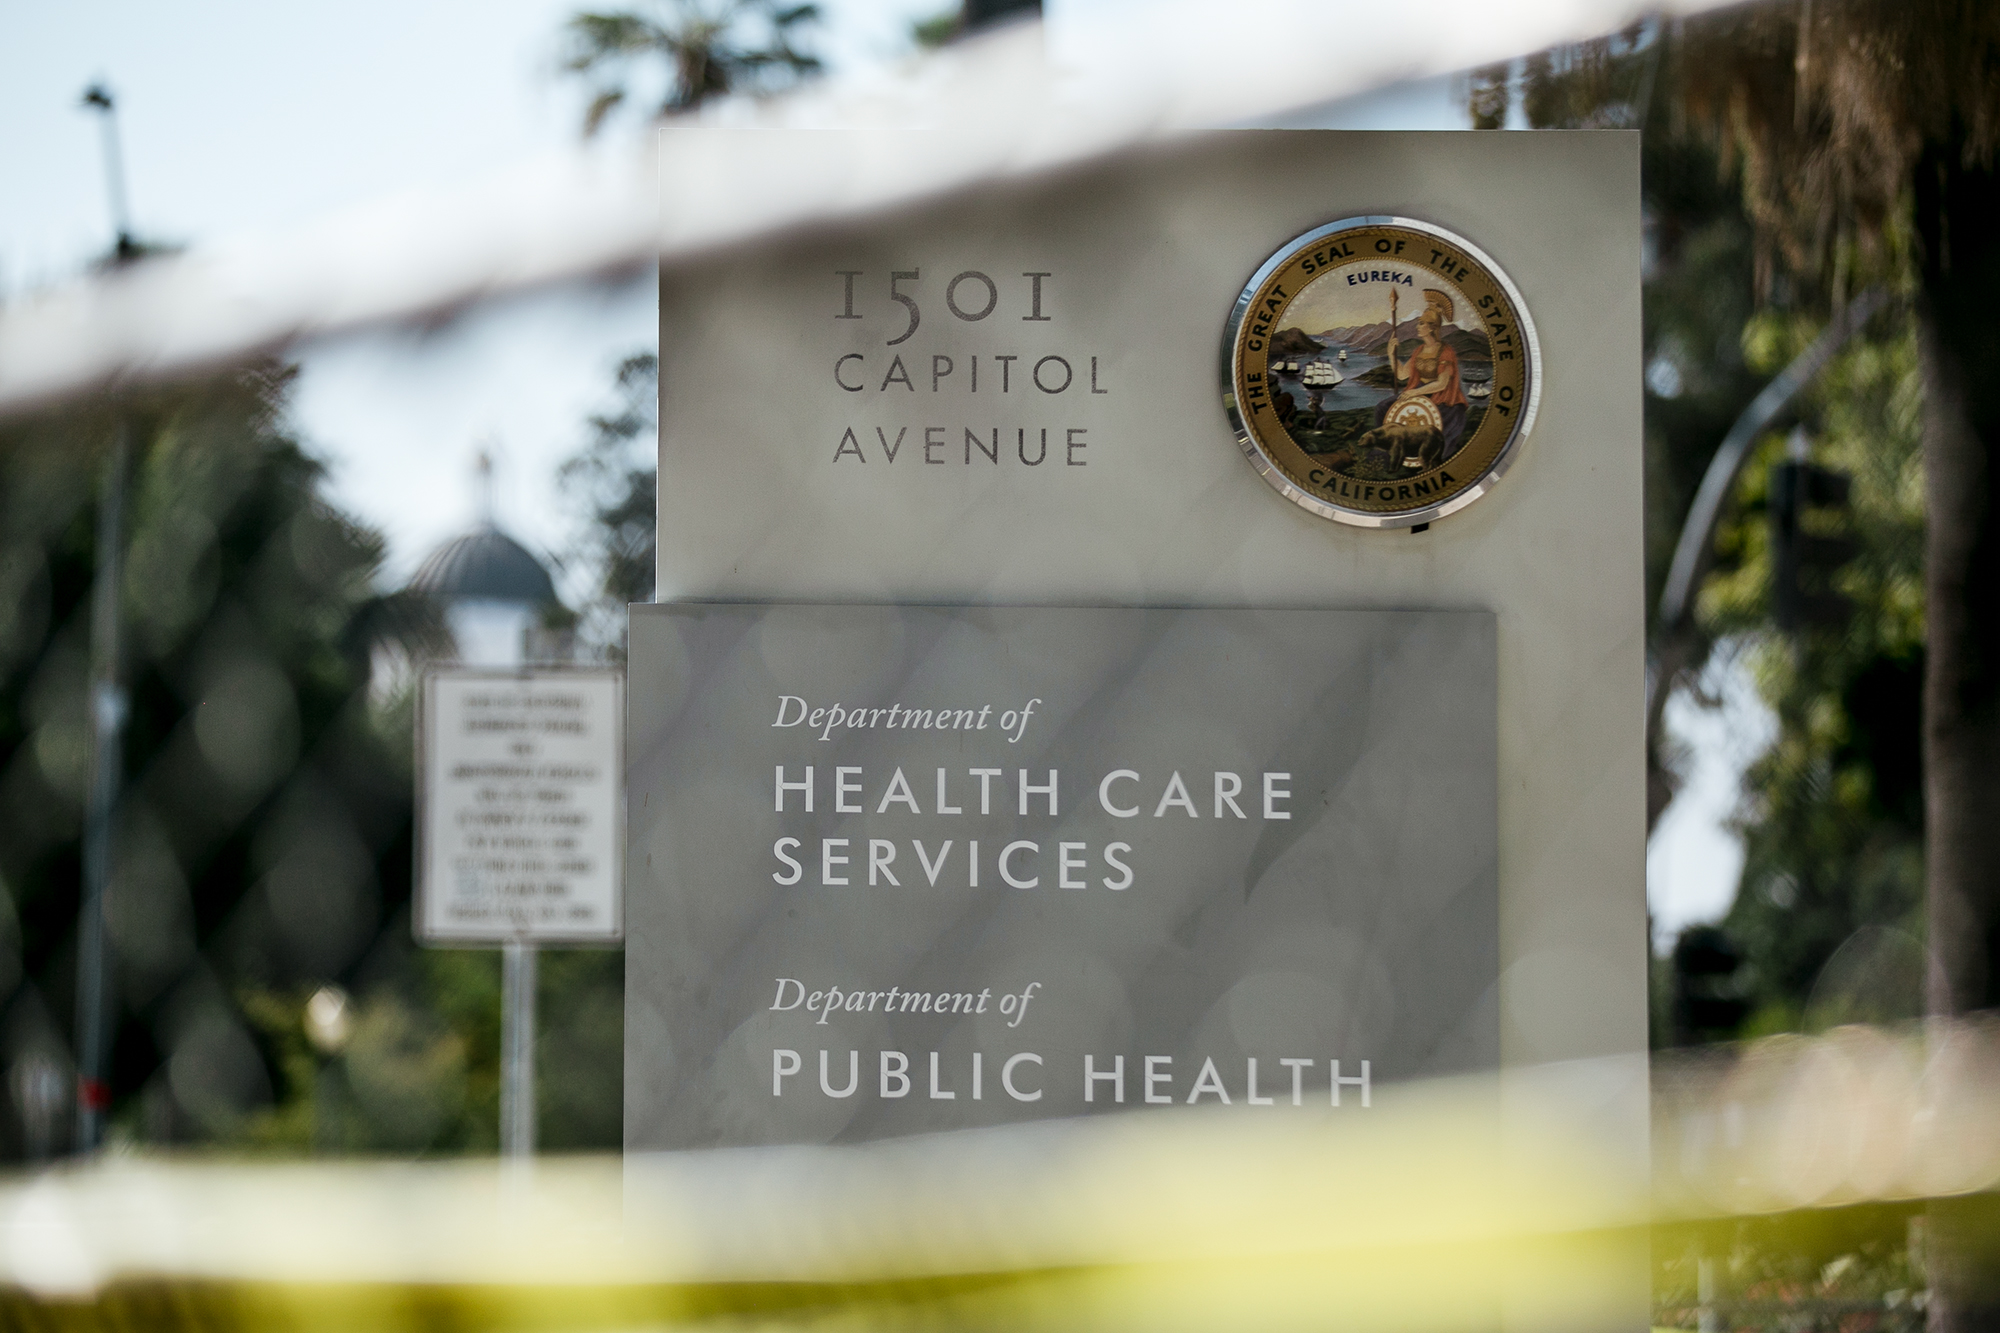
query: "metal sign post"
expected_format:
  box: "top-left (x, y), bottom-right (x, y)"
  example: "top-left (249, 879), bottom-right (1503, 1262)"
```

top-left (500, 940), bottom-right (537, 1160)
top-left (416, 668), bottom-right (623, 1160)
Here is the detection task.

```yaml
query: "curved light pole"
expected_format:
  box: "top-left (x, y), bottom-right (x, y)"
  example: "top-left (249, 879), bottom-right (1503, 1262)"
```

top-left (1645, 288), bottom-right (1892, 827)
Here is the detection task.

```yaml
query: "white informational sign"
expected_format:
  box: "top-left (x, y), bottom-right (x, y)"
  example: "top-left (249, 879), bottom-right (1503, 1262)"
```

top-left (418, 669), bottom-right (624, 944)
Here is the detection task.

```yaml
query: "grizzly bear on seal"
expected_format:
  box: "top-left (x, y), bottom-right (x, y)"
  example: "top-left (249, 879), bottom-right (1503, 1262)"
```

top-left (1353, 421), bottom-right (1445, 472)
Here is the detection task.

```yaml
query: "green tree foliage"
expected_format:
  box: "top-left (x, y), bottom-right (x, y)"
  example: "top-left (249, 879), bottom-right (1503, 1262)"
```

top-left (1491, 14), bottom-right (2000, 1311)
top-left (533, 946), bottom-right (625, 1150)
top-left (559, 351), bottom-right (657, 658)
top-left (1621, 4), bottom-right (2000, 1045)
top-left (0, 365), bottom-right (623, 1159)
top-left (911, 10), bottom-right (961, 48)
top-left (0, 366), bottom-right (457, 1154)
top-left (563, 0), bottom-right (822, 134)
top-left (1481, 14), bottom-right (1933, 1040)
top-left (910, 0), bottom-right (1041, 47)
top-left (1653, 1204), bottom-right (1926, 1330)
top-left (1703, 312), bottom-right (1927, 1033)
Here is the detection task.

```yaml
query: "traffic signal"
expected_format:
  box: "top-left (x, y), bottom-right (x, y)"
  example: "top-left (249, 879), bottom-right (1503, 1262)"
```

top-left (1769, 455), bottom-right (1856, 631)
top-left (1672, 925), bottom-right (1750, 1043)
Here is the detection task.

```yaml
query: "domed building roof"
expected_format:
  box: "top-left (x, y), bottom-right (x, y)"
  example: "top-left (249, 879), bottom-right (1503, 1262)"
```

top-left (408, 525), bottom-right (556, 605)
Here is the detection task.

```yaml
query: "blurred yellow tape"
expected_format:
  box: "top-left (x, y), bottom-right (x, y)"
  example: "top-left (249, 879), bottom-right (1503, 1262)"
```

top-left (4, 1022), bottom-right (1996, 1332)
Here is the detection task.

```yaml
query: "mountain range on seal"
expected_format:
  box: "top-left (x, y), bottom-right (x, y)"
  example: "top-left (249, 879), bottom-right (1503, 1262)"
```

top-left (1315, 319), bottom-right (1491, 360)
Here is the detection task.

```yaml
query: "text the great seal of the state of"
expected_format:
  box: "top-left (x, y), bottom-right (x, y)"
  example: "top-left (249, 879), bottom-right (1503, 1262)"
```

top-left (1223, 216), bottom-right (1541, 528)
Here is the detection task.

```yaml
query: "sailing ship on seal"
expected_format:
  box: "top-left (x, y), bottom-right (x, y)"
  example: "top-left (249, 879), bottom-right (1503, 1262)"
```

top-left (1301, 357), bottom-right (1344, 411)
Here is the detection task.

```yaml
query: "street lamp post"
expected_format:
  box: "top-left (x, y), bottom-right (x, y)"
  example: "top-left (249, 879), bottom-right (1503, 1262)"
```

top-left (72, 421), bottom-right (127, 1152)
top-left (71, 81), bottom-right (139, 1154)
top-left (80, 84), bottom-right (137, 261)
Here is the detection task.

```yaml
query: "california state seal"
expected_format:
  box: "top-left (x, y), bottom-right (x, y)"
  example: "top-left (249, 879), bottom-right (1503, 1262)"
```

top-left (1222, 216), bottom-right (1540, 529)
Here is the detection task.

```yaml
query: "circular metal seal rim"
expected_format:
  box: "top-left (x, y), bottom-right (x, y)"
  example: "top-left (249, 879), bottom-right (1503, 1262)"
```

top-left (1220, 214), bottom-right (1544, 530)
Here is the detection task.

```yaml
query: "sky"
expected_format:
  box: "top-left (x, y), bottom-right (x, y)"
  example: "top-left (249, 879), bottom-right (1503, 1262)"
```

top-left (0, 0), bottom-right (940, 580)
top-left (1648, 654), bottom-right (1778, 950)
top-left (0, 1), bottom-right (1756, 949)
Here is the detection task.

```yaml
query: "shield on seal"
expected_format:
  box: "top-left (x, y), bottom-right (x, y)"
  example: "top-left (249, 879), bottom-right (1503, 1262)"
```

top-left (1384, 395), bottom-right (1444, 434)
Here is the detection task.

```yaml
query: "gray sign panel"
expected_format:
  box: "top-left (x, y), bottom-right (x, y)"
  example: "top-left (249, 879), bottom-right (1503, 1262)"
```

top-left (626, 602), bottom-right (1494, 1150)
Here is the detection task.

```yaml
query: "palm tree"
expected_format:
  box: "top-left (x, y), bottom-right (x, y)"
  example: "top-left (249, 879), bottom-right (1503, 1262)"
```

top-left (563, 0), bottom-right (822, 135)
